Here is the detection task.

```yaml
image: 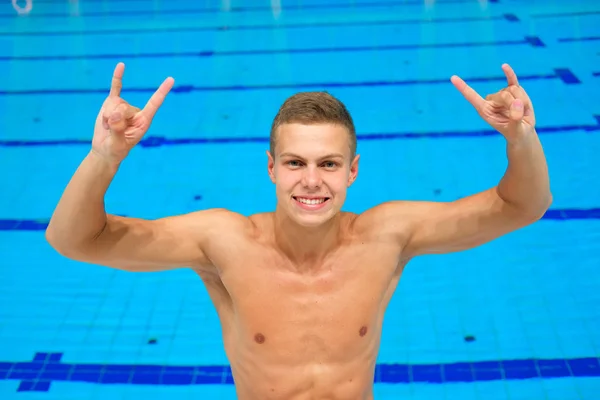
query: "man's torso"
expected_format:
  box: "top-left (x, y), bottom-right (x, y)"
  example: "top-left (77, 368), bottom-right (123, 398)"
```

top-left (192, 211), bottom-right (409, 399)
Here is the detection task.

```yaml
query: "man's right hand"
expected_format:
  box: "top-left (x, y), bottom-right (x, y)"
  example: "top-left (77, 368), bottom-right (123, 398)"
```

top-left (92, 62), bottom-right (174, 164)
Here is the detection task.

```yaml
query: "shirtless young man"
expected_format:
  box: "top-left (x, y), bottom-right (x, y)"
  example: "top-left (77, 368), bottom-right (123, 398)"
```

top-left (46, 62), bottom-right (551, 399)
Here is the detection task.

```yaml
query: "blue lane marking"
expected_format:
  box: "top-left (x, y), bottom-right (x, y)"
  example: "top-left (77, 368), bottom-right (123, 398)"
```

top-left (0, 14), bottom-right (515, 37)
top-left (15, 353), bottom-right (63, 392)
top-left (543, 209), bottom-right (600, 220)
top-left (558, 36), bottom-right (600, 42)
top-left (554, 68), bottom-right (582, 84)
top-left (3, 353), bottom-right (599, 392)
top-left (0, 220), bottom-right (49, 231)
top-left (0, 0), bottom-right (485, 18)
top-left (0, 68), bottom-right (578, 97)
top-left (531, 10), bottom-right (600, 18)
top-left (0, 37), bottom-right (542, 62)
top-left (2, 118), bottom-right (598, 148)
top-left (524, 36), bottom-right (545, 47)
top-left (1, 209), bottom-right (599, 232)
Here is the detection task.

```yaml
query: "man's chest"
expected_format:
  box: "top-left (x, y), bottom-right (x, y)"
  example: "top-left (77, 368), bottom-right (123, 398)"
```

top-left (215, 243), bottom-right (403, 350)
top-left (221, 241), bottom-right (400, 298)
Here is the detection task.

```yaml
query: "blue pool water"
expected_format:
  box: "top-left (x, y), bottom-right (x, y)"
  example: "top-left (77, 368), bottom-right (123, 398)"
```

top-left (1, 0), bottom-right (599, 398)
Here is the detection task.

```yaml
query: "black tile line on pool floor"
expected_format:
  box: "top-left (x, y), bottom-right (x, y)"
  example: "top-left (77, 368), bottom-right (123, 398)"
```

top-left (0, 36), bottom-right (546, 62)
top-left (1, 115), bottom-right (599, 149)
top-left (0, 67), bottom-right (582, 97)
top-left (0, 13), bottom-right (521, 37)
top-left (3, 352), bottom-right (599, 392)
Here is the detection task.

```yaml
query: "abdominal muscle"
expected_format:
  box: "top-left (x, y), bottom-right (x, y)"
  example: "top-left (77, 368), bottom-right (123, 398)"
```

top-left (223, 328), bottom-right (379, 400)
top-left (216, 283), bottom-right (386, 400)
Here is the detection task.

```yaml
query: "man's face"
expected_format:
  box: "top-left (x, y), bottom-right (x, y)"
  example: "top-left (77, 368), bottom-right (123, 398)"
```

top-left (267, 123), bottom-right (359, 227)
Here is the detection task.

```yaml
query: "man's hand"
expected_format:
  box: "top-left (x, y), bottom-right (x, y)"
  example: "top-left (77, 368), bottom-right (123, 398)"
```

top-left (381, 64), bottom-right (550, 259)
top-left (451, 63), bottom-right (535, 143)
top-left (92, 62), bottom-right (175, 165)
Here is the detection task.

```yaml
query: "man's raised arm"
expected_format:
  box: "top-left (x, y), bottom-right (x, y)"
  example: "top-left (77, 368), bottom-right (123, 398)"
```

top-left (46, 63), bottom-right (227, 271)
top-left (383, 64), bottom-right (552, 258)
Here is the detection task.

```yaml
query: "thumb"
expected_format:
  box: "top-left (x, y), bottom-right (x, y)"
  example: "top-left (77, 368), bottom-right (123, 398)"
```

top-left (107, 103), bottom-right (137, 134)
top-left (509, 98), bottom-right (524, 123)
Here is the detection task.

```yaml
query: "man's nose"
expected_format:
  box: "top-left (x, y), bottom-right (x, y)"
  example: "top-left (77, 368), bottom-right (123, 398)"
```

top-left (301, 165), bottom-right (322, 189)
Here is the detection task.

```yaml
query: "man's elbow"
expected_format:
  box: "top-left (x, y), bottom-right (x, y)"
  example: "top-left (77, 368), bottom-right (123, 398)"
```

top-left (535, 191), bottom-right (553, 219)
top-left (545, 192), bottom-right (554, 212)
top-left (46, 228), bottom-right (77, 258)
top-left (45, 226), bottom-right (64, 253)
top-left (513, 191), bottom-right (553, 224)
top-left (45, 226), bottom-right (97, 261)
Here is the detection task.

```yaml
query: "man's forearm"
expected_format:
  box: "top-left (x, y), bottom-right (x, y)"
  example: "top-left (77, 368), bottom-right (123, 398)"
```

top-left (46, 150), bottom-right (120, 252)
top-left (496, 130), bottom-right (552, 217)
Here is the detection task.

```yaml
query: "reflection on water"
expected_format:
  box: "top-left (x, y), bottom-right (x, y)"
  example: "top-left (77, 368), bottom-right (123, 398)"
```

top-left (12, 0), bottom-right (80, 16)
top-left (12, 0), bottom-right (32, 15)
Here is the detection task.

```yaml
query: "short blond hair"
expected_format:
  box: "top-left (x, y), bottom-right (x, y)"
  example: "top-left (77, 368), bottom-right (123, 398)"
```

top-left (270, 91), bottom-right (356, 158)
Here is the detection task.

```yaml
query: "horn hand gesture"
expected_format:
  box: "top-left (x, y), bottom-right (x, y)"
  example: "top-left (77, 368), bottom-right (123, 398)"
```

top-left (451, 63), bottom-right (535, 143)
top-left (92, 62), bottom-right (174, 164)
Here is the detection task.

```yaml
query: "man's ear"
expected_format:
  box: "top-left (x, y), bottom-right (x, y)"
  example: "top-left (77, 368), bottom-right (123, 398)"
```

top-left (348, 154), bottom-right (360, 186)
top-left (267, 150), bottom-right (276, 183)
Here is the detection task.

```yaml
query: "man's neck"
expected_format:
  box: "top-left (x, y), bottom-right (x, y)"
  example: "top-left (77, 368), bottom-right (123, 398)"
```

top-left (273, 208), bottom-right (342, 269)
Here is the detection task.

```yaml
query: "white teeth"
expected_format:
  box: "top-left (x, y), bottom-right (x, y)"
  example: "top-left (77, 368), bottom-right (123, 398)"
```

top-left (296, 197), bottom-right (326, 205)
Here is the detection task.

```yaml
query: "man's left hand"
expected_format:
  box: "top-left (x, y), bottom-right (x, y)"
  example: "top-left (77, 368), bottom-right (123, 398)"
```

top-left (451, 63), bottom-right (536, 143)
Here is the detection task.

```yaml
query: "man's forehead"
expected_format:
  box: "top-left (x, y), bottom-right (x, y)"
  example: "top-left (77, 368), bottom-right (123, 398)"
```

top-left (277, 123), bottom-right (349, 144)
top-left (273, 123), bottom-right (354, 159)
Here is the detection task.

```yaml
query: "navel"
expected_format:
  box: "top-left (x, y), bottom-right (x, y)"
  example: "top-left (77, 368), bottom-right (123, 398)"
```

top-left (254, 333), bottom-right (266, 344)
top-left (359, 326), bottom-right (368, 337)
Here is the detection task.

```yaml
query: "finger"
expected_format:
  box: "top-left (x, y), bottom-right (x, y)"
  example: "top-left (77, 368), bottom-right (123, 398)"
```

top-left (142, 77), bottom-right (175, 120)
top-left (450, 75), bottom-right (485, 110)
top-left (502, 63), bottom-right (519, 87)
top-left (107, 103), bottom-right (132, 133)
top-left (109, 62), bottom-right (125, 97)
top-left (102, 97), bottom-right (122, 127)
top-left (509, 98), bottom-right (524, 122)
top-left (102, 100), bottom-right (117, 128)
top-left (506, 85), bottom-right (533, 115)
top-left (486, 90), bottom-right (515, 109)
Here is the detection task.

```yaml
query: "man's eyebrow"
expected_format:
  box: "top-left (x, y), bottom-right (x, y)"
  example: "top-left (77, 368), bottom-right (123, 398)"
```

top-left (279, 152), bottom-right (344, 159)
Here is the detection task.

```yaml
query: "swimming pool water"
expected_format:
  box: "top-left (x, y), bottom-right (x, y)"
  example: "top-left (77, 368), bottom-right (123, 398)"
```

top-left (0, 0), bottom-right (599, 398)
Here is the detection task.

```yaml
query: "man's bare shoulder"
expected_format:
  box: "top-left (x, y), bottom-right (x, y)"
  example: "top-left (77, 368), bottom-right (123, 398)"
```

top-left (349, 201), bottom-right (428, 244)
top-left (182, 207), bottom-right (249, 225)
top-left (352, 201), bottom-right (411, 230)
top-left (172, 209), bottom-right (261, 273)
top-left (178, 208), bottom-right (258, 239)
